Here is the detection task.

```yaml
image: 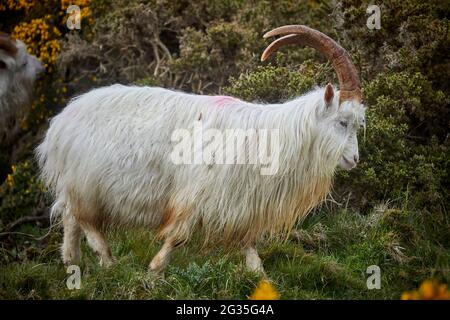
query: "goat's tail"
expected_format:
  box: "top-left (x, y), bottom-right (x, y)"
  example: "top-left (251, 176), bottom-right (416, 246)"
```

top-left (50, 194), bottom-right (67, 223)
top-left (33, 126), bottom-right (67, 240)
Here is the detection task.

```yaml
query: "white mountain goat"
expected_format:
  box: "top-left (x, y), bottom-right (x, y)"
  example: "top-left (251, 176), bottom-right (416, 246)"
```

top-left (37, 25), bottom-right (366, 274)
top-left (0, 32), bottom-right (44, 142)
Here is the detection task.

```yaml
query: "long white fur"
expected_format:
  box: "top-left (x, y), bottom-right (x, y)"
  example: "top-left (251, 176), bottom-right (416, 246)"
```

top-left (37, 84), bottom-right (365, 250)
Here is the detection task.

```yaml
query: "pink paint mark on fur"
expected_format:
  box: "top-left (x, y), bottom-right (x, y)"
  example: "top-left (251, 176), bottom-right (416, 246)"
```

top-left (212, 95), bottom-right (238, 107)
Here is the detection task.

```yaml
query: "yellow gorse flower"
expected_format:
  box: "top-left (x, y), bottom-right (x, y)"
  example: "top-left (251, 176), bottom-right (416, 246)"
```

top-left (6, 174), bottom-right (14, 188)
top-left (249, 280), bottom-right (280, 300)
top-left (402, 280), bottom-right (450, 300)
top-left (6, 0), bottom-right (93, 73)
top-left (12, 17), bottom-right (61, 71)
top-left (0, 0), bottom-right (37, 12)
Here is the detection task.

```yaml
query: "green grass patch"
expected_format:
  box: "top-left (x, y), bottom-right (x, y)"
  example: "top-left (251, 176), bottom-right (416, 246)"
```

top-left (1, 206), bottom-right (448, 299)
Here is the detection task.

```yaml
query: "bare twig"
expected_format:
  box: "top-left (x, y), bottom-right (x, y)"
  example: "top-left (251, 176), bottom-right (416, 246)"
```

top-left (0, 231), bottom-right (39, 238)
top-left (4, 214), bottom-right (49, 231)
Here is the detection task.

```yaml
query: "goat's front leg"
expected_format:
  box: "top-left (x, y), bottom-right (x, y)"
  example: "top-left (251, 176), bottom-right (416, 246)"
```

top-left (243, 246), bottom-right (265, 274)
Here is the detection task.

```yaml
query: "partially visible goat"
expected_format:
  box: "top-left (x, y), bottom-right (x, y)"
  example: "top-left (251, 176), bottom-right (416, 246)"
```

top-left (37, 25), bottom-right (366, 274)
top-left (0, 32), bottom-right (44, 142)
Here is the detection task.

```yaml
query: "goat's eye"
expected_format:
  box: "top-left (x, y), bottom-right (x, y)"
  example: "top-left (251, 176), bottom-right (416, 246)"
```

top-left (339, 120), bottom-right (348, 128)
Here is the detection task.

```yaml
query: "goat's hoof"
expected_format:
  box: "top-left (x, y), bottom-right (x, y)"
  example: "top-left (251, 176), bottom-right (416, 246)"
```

top-left (62, 257), bottom-right (80, 268)
top-left (246, 264), bottom-right (266, 276)
top-left (99, 256), bottom-right (114, 268)
top-left (148, 265), bottom-right (165, 278)
top-left (148, 269), bottom-right (164, 278)
top-left (62, 252), bottom-right (81, 267)
top-left (142, 272), bottom-right (161, 290)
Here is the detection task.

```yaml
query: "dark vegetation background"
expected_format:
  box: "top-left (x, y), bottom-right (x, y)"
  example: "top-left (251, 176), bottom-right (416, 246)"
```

top-left (0, 0), bottom-right (448, 299)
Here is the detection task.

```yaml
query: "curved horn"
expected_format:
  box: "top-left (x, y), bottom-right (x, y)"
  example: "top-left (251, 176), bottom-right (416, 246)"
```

top-left (261, 25), bottom-right (361, 104)
top-left (0, 32), bottom-right (18, 56)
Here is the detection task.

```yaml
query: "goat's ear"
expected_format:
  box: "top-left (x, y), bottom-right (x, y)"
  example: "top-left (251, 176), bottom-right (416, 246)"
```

top-left (324, 83), bottom-right (334, 107)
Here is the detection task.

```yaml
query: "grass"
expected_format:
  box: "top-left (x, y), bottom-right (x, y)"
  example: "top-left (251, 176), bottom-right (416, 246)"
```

top-left (0, 205), bottom-right (449, 299)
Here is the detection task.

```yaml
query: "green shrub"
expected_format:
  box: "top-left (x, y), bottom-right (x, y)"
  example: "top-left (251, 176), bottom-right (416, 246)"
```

top-left (363, 71), bottom-right (448, 139)
top-left (0, 161), bottom-right (47, 229)
top-left (224, 63), bottom-right (331, 102)
top-left (337, 71), bottom-right (449, 211)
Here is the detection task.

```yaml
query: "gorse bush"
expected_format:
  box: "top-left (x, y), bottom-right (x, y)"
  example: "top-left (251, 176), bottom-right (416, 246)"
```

top-left (0, 0), bottom-right (76, 180)
top-left (0, 161), bottom-right (47, 228)
top-left (338, 71), bottom-right (449, 211)
top-left (363, 71), bottom-right (448, 140)
top-left (333, 0), bottom-right (450, 138)
top-left (58, 0), bottom-right (333, 94)
top-left (0, 0), bottom-right (93, 72)
top-left (224, 63), bottom-right (331, 103)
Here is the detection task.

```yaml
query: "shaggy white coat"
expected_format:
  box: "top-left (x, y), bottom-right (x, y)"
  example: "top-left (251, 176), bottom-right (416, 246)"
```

top-left (37, 84), bottom-right (365, 247)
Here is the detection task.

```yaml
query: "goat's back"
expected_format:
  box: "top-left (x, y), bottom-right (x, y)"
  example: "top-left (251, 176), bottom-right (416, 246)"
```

top-left (37, 85), bottom-right (205, 228)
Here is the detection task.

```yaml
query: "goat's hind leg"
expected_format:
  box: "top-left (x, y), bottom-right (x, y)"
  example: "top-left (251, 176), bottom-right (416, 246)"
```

top-left (61, 213), bottom-right (83, 266)
top-left (150, 209), bottom-right (190, 275)
top-left (71, 200), bottom-right (114, 267)
top-left (149, 236), bottom-right (183, 275)
top-left (83, 226), bottom-right (114, 267)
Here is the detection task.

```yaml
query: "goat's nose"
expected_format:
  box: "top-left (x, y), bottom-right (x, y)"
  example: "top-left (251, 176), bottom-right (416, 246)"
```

top-left (354, 155), bottom-right (359, 163)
